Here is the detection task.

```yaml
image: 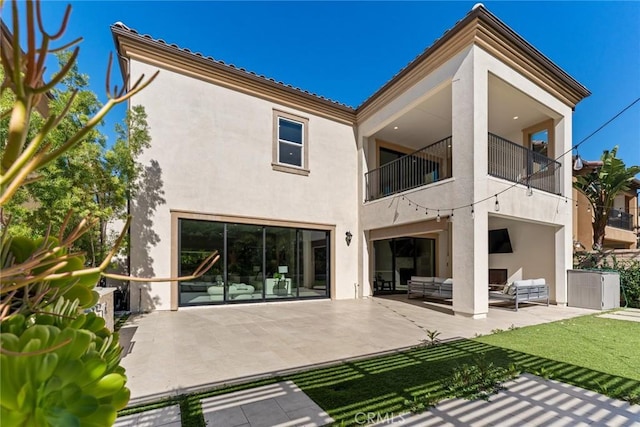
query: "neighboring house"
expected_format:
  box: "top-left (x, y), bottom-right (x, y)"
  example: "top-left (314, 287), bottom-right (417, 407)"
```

top-left (112, 4), bottom-right (590, 318)
top-left (572, 161), bottom-right (640, 250)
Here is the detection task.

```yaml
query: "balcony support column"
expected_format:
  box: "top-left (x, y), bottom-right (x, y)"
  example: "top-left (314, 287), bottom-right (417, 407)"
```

top-left (451, 47), bottom-right (489, 318)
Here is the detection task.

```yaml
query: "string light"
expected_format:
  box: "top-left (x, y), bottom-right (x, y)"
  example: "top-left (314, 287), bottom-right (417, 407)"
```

top-left (471, 205), bottom-right (475, 219)
top-left (380, 98), bottom-right (640, 218)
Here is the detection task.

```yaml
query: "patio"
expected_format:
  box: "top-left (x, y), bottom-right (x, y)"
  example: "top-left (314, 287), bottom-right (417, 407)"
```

top-left (119, 297), bottom-right (595, 404)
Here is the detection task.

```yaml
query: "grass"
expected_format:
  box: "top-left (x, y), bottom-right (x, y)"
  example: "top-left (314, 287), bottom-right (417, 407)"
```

top-left (475, 315), bottom-right (640, 381)
top-left (117, 313), bottom-right (640, 426)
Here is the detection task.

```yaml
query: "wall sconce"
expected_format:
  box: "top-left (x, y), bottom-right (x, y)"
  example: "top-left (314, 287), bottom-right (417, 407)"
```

top-left (345, 231), bottom-right (353, 246)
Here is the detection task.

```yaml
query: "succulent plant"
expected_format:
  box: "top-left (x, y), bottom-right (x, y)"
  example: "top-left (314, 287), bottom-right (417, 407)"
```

top-left (1, 299), bottom-right (128, 426)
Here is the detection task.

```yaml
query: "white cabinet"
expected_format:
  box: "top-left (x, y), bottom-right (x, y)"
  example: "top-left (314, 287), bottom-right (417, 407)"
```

top-left (567, 270), bottom-right (620, 310)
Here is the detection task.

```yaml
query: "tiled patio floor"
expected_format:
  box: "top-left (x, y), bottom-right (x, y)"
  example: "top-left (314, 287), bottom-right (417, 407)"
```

top-left (120, 297), bottom-right (595, 404)
top-left (115, 405), bottom-right (181, 427)
top-left (201, 380), bottom-right (332, 427)
top-left (375, 374), bottom-right (640, 426)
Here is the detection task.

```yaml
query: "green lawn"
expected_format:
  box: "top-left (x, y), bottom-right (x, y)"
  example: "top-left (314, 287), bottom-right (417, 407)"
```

top-left (475, 315), bottom-right (640, 381)
top-left (120, 314), bottom-right (640, 426)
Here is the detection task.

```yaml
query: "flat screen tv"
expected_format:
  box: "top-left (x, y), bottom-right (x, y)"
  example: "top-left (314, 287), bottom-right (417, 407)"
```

top-left (488, 228), bottom-right (513, 254)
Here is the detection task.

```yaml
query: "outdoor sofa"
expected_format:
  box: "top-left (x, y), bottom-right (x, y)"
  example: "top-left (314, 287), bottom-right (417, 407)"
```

top-left (408, 276), bottom-right (453, 299)
top-left (489, 278), bottom-right (549, 311)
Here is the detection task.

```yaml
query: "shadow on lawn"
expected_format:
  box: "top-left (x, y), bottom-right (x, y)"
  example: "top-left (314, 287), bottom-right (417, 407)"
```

top-left (288, 339), bottom-right (640, 426)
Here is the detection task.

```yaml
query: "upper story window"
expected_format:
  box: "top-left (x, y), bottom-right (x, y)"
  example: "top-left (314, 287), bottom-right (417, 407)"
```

top-left (272, 110), bottom-right (309, 176)
top-left (523, 119), bottom-right (554, 160)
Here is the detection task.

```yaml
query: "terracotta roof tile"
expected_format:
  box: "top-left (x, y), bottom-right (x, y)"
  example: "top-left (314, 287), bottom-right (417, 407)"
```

top-left (111, 22), bottom-right (355, 110)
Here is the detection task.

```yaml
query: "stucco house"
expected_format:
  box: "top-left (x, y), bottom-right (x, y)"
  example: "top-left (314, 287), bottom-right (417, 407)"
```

top-left (112, 4), bottom-right (590, 318)
top-left (572, 161), bottom-right (639, 250)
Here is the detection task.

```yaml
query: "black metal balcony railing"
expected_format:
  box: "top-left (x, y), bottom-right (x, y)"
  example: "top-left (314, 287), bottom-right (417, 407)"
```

top-left (607, 209), bottom-right (634, 231)
top-left (365, 137), bottom-right (452, 202)
top-left (488, 133), bottom-right (561, 195)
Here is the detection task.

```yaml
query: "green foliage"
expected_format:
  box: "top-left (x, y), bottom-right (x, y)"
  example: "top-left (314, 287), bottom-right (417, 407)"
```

top-left (573, 146), bottom-right (640, 250)
top-left (418, 329), bottom-right (441, 347)
top-left (574, 256), bottom-right (640, 308)
top-left (0, 298), bottom-right (128, 426)
top-left (442, 354), bottom-right (518, 401)
top-left (532, 366), bottom-right (553, 380)
top-left (0, 1), bottom-right (157, 424)
top-left (403, 393), bottom-right (438, 414)
top-left (1, 56), bottom-right (151, 266)
top-left (4, 234), bottom-right (101, 316)
top-left (603, 258), bottom-right (640, 308)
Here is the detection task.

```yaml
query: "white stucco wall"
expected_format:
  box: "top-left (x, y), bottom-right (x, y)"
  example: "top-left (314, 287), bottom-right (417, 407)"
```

top-left (488, 216), bottom-right (557, 299)
top-left (127, 60), bottom-right (359, 311)
top-left (357, 45), bottom-right (575, 317)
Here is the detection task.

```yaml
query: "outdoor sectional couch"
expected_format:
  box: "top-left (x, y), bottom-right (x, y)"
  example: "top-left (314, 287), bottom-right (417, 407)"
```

top-left (489, 278), bottom-right (549, 311)
top-left (408, 276), bottom-right (453, 300)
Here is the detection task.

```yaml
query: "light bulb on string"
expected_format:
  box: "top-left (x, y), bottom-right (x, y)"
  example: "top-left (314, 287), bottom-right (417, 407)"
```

top-left (471, 205), bottom-right (475, 219)
top-left (436, 210), bottom-right (441, 223)
top-left (494, 195), bottom-right (500, 212)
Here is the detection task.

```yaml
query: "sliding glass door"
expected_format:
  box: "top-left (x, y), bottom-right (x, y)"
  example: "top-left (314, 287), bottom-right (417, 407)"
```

top-left (373, 237), bottom-right (435, 294)
top-left (179, 219), bottom-right (330, 306)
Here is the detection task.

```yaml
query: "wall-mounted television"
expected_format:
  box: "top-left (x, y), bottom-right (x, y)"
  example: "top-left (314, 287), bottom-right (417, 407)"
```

top-left (488, 228), bottom-right (513, 254)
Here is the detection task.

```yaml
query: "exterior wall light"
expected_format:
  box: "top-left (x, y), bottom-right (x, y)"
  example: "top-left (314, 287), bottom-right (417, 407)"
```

top-left (345, 231), bottom-right (353, 246)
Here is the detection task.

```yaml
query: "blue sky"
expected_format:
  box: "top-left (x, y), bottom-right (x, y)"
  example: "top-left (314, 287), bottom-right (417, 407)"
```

top-left (6, 1), bottom-right (640, 167)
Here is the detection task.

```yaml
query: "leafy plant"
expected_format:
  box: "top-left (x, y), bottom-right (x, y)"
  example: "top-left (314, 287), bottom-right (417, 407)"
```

top-left (573, 146), bottom-right (640, 250)
top-left (443, 354), bottom-right (517, 401)
top-left (403, 393), bottom-right (438, 414)
top-left (533, 366), bottom-right (553, 380)
top-left (419, 329), bottom-right (441, 347)
top-left (0, 1), bottom-right (218, 425)
top-left (1, 299), bottom-right (128, 425)
top-left (620, 392), bottom-right (640, 405)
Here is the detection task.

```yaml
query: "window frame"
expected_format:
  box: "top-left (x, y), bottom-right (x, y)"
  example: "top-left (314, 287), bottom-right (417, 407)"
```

top-left (272, 109), bottom-right (310, 176)
top-left (522, 119), bottom-right (555, 160)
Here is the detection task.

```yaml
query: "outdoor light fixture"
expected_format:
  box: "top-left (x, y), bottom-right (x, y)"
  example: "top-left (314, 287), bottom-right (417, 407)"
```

top-left (345, 231), bottom-right (353, 246)
top-left (573, 154), bottom-right (584, 171)
top-left (494, 195), bottom-right (500, 212)
top-left (436, 210), bottom-right (441, 222)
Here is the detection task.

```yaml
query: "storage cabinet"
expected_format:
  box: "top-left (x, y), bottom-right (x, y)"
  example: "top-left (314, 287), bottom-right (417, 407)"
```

top-left (567, 270), bottom-right (620, 310)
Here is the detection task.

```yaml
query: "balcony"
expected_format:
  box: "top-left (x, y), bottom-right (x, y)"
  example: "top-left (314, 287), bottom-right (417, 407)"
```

top-left (365, 137), bottom-right (452, 202)
top-left (607, 209), bottom-right (634, 231)
top-left (488, 133), bottom-right (561, 195)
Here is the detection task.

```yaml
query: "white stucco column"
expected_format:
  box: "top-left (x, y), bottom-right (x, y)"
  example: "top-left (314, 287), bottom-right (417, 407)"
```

top-left (554, 116), bottom-right (572, 306)
top-left (451, 47), bottom-right (489, 318)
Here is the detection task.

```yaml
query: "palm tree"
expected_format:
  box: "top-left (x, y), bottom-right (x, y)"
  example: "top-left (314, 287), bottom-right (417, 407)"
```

top-left (574, 146), bottom-right (640, 250)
